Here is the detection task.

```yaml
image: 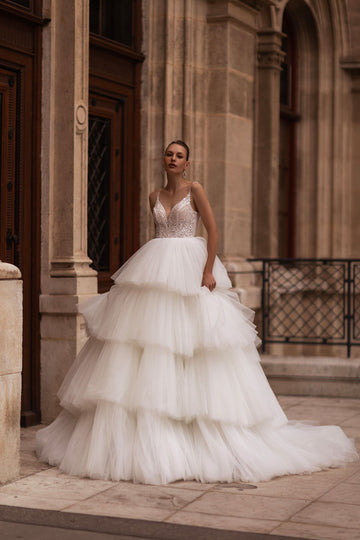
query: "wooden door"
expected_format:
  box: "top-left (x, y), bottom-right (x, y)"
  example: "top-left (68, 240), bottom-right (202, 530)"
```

top-left (88, 90), bottom-right (125, 292)
top-left (0, 5), bottom-right (42, 426)
top-left (88, 0), bottom-right (142, 292)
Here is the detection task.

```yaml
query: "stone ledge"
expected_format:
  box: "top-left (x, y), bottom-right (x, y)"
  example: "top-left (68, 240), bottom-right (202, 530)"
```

top-left (0, 505), bottom-right (297, 540)
top-left (261, 355), bottom-right (360, 398)
top-left (0, 262), bottom-right (21, 280)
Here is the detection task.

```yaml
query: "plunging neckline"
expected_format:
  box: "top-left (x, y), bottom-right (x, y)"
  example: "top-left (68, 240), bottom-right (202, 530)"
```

top-left (157, 190), bottom-right (195, 220)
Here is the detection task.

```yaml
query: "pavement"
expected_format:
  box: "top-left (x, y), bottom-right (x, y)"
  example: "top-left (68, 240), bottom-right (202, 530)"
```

top-left (0, 395), bottom-right (360, 540)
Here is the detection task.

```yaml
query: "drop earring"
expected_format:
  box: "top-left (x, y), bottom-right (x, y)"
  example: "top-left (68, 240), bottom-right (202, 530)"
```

top-left (183, 170), bottom-right (187, 179)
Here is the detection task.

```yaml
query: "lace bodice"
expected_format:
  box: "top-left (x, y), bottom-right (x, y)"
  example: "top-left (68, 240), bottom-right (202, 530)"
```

top-left (153, 189), bottom-right (199, 238)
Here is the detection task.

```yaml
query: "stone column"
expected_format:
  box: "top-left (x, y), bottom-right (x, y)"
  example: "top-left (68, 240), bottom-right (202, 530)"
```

top-left (206, 0), bottom-right (262, 307)
top-left (253, 30), bottom-right (284, 257)
top-left (140, 0), bottom-right (209, 243)
top-left (40, 0), bottom-right (98, 422)
top-left (341, 61), bottom-right (360, 258)
top-left (0, 262), bottom-right (22, 483)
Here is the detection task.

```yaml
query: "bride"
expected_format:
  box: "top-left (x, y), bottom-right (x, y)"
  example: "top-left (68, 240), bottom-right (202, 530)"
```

top-left (36, 140), bottom-right (358, 484)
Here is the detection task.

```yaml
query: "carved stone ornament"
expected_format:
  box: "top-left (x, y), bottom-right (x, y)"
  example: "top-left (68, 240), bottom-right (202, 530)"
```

top-left (75, 103), bottom-right (88, 132)
top-left (257, 49), bottom-right (285, 69)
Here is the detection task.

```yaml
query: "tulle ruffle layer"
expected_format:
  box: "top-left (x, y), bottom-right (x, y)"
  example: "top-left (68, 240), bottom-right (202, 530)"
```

top-left (57, 339), bottom-right (286, 426)
top-left (36, 403), bottom-right (358, 485)
top-left (79, 285), bottom-right (259, 356)
top-left (110, 237), bottom-right (232, 295)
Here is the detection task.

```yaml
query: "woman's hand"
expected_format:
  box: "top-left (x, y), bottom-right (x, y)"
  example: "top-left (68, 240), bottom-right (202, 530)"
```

top-left (202, 271), bottom-right (216, 292)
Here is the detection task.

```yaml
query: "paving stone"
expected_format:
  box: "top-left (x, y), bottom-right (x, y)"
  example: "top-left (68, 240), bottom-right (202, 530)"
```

top-left (63, 483), bottom-right (204, 522)
top-left (212, 472), bottom-right (346, 500)
top-left (276, 396), bottom-right (307, 408)
top-left (0, 492), bottom-right (71, 511)
top-left (0, 468), bottom-right (114, 502)
top-left (166, 510), bottom-right (281, 533)
top-left (272, 521), bottom-right (360, 539)
top-left (290, 501), bottom-right (360, 529)
top-left (285, 405), bottom-right (360, 425)
top-left (168, 480), bottom-right (215, 491)
top-left (318, 482), bottom-right (360, 504)
top-left (347, 471), bottom-right (360, 484)
top-left (342, 414), bottom-right (360, 427)
top-left (182, 491), bottom-right (310, 521)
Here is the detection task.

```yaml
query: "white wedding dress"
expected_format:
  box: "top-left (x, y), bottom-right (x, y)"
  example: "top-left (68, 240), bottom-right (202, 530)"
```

top-left (36, 187), bottom-right (358, 484)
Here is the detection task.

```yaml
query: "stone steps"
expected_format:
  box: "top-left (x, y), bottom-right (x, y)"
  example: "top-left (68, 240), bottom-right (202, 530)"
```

top-left (261, 355), bottom-right (360, 398)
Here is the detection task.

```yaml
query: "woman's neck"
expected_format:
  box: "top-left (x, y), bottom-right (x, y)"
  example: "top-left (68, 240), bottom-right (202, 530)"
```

top-left (165, 174), bottom-right (188, 193)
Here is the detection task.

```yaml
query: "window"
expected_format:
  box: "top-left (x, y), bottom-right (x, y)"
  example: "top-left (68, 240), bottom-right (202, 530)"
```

top-left (90, 0), bottom-right (133, 48)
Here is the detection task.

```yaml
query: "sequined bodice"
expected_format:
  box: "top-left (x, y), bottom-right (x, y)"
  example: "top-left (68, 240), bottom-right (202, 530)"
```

top-left (153, 190), bottom-right (199, 238)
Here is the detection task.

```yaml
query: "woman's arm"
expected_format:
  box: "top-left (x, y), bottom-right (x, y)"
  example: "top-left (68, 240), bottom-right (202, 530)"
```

top-left (191, 182), bottom-right (218, 291)
top-left (149, 190), bottom-right (158, 212)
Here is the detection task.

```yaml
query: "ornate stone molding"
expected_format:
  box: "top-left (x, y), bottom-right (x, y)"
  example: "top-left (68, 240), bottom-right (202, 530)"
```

top-left (257, 48), bottom-right (285, 69)
top-left (75, 102), bottom-right (87, 133)
top-left (257, 30), bottom-right (285, 70)
top-left (50, 257), bottom-right (96, 278)
top-left (207, 0), bottom-right (259, 34)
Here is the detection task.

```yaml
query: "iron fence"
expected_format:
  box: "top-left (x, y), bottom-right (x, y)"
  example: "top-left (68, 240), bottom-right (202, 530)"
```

top-left (248, 259), bottom-right (360, 358)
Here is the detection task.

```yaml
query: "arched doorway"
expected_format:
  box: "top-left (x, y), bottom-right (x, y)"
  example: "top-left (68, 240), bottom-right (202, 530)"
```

top-left (279, 0), bottom-right (319, 258)
top-left (278, 10), bottom-right (300, 258)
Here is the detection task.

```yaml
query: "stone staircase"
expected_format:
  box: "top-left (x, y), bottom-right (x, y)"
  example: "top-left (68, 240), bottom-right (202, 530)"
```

top-left (262, 355), bottom-right (360, 398)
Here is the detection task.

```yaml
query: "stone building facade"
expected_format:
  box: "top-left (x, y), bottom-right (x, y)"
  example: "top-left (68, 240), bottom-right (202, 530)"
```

top-left (0, 0), bottom-right (359, 424)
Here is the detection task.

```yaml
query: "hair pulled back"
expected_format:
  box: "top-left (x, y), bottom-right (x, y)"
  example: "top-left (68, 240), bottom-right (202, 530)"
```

top-left (165, 140), bottom-right (190, 160)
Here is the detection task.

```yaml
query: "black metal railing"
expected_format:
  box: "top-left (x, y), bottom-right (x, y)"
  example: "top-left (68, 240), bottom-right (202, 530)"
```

top-left (249, 259), bottom-right (360, 358)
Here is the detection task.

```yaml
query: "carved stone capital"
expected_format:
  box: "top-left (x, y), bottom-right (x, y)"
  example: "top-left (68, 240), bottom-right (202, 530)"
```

top-left (257, 48), bottom-right (285, 69)
top-left (257, 29), bottom-right (285, 70)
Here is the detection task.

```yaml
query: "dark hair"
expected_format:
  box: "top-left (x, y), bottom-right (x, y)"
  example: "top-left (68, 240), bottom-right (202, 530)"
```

top-left (165, 140), bottom-right (190, 160)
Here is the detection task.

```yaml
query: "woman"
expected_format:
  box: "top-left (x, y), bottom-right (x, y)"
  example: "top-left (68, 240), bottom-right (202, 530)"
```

top-left (37, 140), bottom-right (358, 484)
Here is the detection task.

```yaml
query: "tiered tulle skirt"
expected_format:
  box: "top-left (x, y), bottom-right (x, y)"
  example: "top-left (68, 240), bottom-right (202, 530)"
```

top-left (36, 237), bottom-right (358, 484)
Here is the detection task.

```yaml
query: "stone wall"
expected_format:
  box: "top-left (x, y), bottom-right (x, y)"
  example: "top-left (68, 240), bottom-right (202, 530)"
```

top-left (0, 262), bottom-right (22, 483)
top-left (40, 0), bottom-right (98, 423)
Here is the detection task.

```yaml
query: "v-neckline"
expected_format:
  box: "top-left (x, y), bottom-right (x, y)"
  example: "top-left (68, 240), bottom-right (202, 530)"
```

top-left (157, 190), bottom-right (190, 220)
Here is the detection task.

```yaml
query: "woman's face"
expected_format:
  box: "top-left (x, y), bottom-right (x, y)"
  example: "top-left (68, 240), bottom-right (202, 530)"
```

top-left (163, 144), bottom-right (189, 175)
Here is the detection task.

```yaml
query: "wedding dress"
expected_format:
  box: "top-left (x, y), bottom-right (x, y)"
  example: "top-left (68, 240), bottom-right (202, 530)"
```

top-left (36, 186), bottom-right (358, 484)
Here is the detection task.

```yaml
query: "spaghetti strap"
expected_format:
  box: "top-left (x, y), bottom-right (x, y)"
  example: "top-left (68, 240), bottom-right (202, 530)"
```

top-left (189, 182), bottom-right (196, 211)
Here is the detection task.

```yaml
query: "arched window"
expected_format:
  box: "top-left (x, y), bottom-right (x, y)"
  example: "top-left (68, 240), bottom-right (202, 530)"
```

top-left (278, 10), bottom-right (301, 257)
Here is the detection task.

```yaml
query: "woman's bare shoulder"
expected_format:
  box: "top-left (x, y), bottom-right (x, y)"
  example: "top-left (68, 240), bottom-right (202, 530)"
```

top-left (191, 181), bottom-right (203, 190)
top-left (191, 181), bottom-right (206, 198)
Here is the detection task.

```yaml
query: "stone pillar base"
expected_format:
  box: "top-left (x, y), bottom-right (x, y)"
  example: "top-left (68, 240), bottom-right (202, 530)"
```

top-left (0, 262), bottom-right (22, 483)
